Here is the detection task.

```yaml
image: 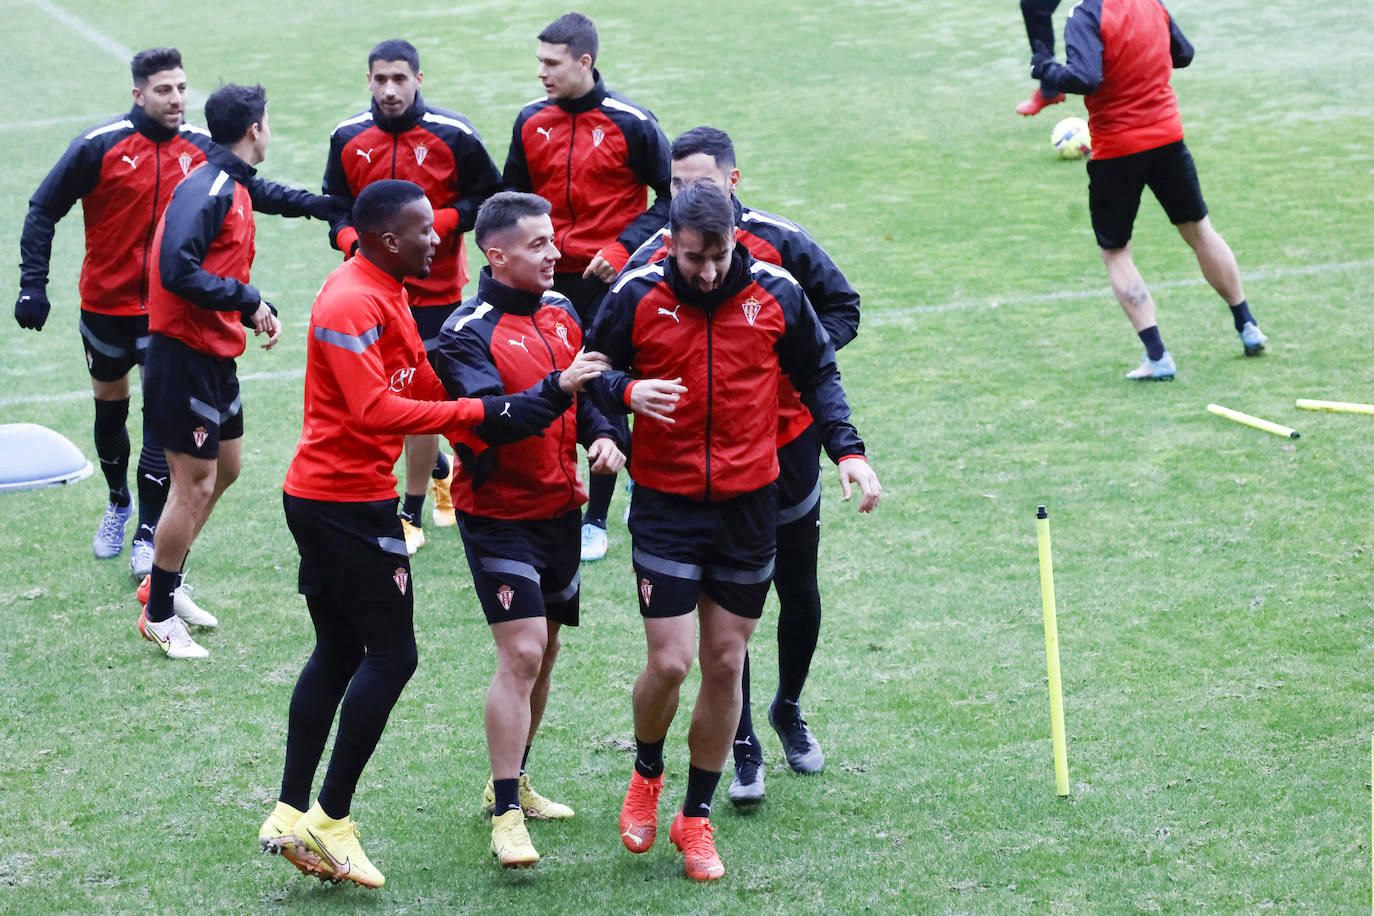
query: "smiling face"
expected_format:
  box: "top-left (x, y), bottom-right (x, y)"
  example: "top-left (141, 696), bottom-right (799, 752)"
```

top-left (488, 213), bottom-right (559, 294)
top-left (132, 68), bottom-right (188, 130)
top-left (667, 226), bottom-right (736, 293)
top-left (368, 58), bottom-right (421, 119)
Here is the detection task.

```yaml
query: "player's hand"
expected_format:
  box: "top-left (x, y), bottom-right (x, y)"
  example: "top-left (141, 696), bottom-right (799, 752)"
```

top-left (480, 389), bottom-right (561, 440)
top-left (587, 436), bottom-right (626, 474)
top-left (1030, 40), bottom-right (1054, 79)
top-left (629, 377), bottom-right (686, 423)
top-left (249, 300), bottom-right (281, 350)
top-left (15, 288), bottom-right (51, 330)
top-left (558, 348), bottom-right (610, 394)
top-left (582, 253), bottom-right (618, 283)
top-left (837, 456), bottom-right (882, 513)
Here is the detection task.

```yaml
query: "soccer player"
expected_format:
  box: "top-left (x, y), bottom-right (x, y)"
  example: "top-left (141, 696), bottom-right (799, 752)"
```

top-left (1016, 1), bottom-right (1067, 115)
top-left (323, 39), bottom-right (503, 556)
top-left (258, 180), bottom-right (564, 888)
top-left (589, 183), bottom-right (881, 882)
top-left (1031, 0), bottom-right (1268, 379)
top-left (503, 11), bottom-right (672, 562)
top-left (622, 127), bottom-right (862, 803)
top-left (135, 84), bottom-right (341, 658)
top-left (16, 48), bottom-right (215, 574)
top-left (433, 191), bottom-right (624, 868)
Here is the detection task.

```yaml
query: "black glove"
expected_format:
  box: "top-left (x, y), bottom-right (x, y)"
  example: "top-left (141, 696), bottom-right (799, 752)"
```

top-left (451, 440), bottom-right (498, 490)
top-left (477, 374), bottom-right (572, 445)
top-left (1030, 40), bottom-right (1055, 80)
top-left (15, 288), bottom-right (50, 330)
top-left (307, 194), bottom-right (351, 223)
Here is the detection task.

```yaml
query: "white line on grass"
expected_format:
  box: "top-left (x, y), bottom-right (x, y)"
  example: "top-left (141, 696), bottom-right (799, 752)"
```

top-left (0, 369), bottom-right (305, 409)
top-left (0, 113), bottom-right (125, 132)
top-left (870, 258), bottom-right (1374, 324)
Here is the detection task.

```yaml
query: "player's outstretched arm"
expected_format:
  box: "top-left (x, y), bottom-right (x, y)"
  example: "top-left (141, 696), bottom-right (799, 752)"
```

top-left (837, 456), bottom-right (882, 514)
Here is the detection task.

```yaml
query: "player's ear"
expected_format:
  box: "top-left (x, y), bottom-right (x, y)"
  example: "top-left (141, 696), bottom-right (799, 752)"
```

top-left (728, 168), bottom-right (740, 194)
top-left (414, 70), bottom-right (423, 87)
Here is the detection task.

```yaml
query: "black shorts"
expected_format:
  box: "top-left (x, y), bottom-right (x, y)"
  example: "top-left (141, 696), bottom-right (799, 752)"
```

top-left (142, 332), bottom-right (243, 459)
top-left (777, 424), bottom-right (822, 533)
top-left (628, 484), bottom-right (777, 620)
top-left (79, 310), bottom-right (149, 382)
top-left (457, 509), bottom-right (581, 626)
top-left (283, 493), bottom-right (413, 609)
top-left (1087, 140), bottom-right (1208, 249)
top-left (411, 302), bottom-right (461, 359)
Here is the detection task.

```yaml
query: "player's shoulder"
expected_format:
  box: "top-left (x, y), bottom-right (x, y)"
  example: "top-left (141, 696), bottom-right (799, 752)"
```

top-left (600, 89), bottom-right (655, 123)
top-left (331, 109), bottom-right (374, 137)
top-left (540, 290), bottom-right (580, 323)
top-left (444, 297), bottom-right (501, 339)
top-left (749, 258), bottom-right (803, 291)
top-left (609, 261), bottom-right (667, 298)
top-left (80, 115), bottom-right (135, 143)
top-left (515, 97), bottom-right (556, 121)
top-left (740, 205), bottom-right (806, 236)
top-left (419, 104), bottom-right (479, 138)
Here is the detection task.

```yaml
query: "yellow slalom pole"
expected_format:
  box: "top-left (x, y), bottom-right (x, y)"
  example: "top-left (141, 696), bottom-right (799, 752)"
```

top-left (1207, 403), bottom-right (1300, 439)
top-left (1036, 506), bottom-right (1069, 797)
top-left (1370, 736), bottom-right (1373, 915)
top-left (1297, 398), bottom-right (1374, 416)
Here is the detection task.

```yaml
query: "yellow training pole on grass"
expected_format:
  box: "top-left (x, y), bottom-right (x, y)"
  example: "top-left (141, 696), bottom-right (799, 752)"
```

top-left (1297, 398), bottom-right (1374, 416)
top-left (1207, 403), bottom-right (1300, 439)
top-left (1370, 736), bottom-right (1372, 916)
top-left (1036, 506), bottom-right (1069, 797)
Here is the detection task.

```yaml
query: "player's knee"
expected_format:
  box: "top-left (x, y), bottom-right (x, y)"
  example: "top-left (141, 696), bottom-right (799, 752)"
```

top-left (647, 645), bottom-right (694, 685)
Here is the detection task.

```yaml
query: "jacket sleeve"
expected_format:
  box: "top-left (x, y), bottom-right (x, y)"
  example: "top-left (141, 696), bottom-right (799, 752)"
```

top-left (780, 228), bottom-right (861, 351)
top-left (619, 228), bottom-right (669, 278)
top-left (322, 130), bottom-right (358, 251)
top-left (451, 130), bottom-right (503, 234)
top-left (775, 286), bottom-right (866, 463)
top-left (583, 280), bottom-right (639, 415)
top-left (611, 117), bottom-right (673, 261)
top-left (1037, 0), bottom-right (1104, 95)
top-left (246, 175), bottom-right (341, 220)
top-left (158, 180), bottom-right (261, 315)
top-left (502, 112), bottom-right (533, 192)
top-left (576, 386), bottom-right (619, 449)
top-left (1165, 5), bottom-right (1194, 68)
top-left (20, 132), bottom-right (105, 290)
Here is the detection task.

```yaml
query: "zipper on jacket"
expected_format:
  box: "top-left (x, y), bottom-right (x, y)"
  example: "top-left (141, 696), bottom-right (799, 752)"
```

top-left (704, 311), bottom-right (714, 500)
top-left (561, 113), bottom-right (577, 257)
top-left (533, 318), bottom-right (577, 505)
top-left (140, 139), bottom-right (163, 308)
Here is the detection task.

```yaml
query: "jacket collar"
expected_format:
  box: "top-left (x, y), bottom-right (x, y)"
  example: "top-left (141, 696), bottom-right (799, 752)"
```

top-left (478, 268), bottom-right (545, 317)
top-left (554, 71), bottom-right (608, 115)
top-left (128, 105), bottom-right (179, 143)
top-left (371, 93), bottom-right (425, 134)
top-left (665, 243), bottom-right (753, 313)
top-left (203, 141), bottom-right (258, 184)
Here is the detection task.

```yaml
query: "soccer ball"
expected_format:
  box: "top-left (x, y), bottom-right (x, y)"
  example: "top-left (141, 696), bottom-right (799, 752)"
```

top-left (1051, 117), bottom-right (1092, 159)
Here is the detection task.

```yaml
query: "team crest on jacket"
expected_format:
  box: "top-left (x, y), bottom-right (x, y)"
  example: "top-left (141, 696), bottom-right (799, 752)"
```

top-left (497, 584), bottom-right (515, 611)
top-left (554, 320), bottom-right (570, 350)
top-left (741, 297), bottom-right (761, 327)
top-left (639, 577), bottom-right (653, 607)
top-left (414, 144), bottom-right (428, 165)
top-left (191, 426), bottom-right (208, 448)
top-left (178, 152), bottom-right (193, 176)
top-left (592, 128), bottom-right (605, 148)
top-left (393, 567), bottom-right (409, 595)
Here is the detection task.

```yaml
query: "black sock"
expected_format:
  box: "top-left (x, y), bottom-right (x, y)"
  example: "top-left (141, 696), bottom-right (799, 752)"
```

top-left (135, 443), bottom-right (169, 543)
top-left (634, 737), bottom-right (665, 779)
top-left (734, 652), bottom-right (760, 765)
top-left (493, 777), bottom-right (520, 814)
top-left (520, 745), bottom-right (532, 774)
top-left (432, 450), bottom-right (450, 480)
top-left (400, 494), bottom-right (425, 525)
top-left (682, 765), bottom-right (721, 819)
top-left (772, 696), bottom-right (802, 726)
top-left (146, 564), bottom-right (178, 623)
top-left (1137, 326), bottom-right (1166, 362)
top-left (585, 470), bottom-right (615, 528)
top-left (1229, 300), bottom-right (1255, 333)
top-left (93, 398), bottom-right (131, 506)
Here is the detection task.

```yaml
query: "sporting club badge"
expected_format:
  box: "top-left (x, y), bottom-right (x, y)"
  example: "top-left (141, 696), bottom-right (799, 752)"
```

top-left (639, 577), bottom-right (653, 607)
top-left (178, 152), bottom-right (193, 176)
top-left (497, 584), bottom-right (515, 610)
top-left (191, 426), bottom-right (209, 448)
top-left (741, 297), bottom-right (761, 327)
top-left (414, 144), bottom-right (428, 165)
top-left (393, 567), bottom-right (409, 595)
top-left (592, 128), bottom-right (605, 148)
top-left (555, 320), bottom-right (570, 350)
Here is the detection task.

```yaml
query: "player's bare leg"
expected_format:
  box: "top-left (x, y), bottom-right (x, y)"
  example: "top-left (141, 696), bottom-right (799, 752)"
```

top-left (633, 614), bottom-right (697, 742)
top-left (1176, 217), bottom-right (1244, 305)
top-left (1101, 244), bottom-right (1157, 332)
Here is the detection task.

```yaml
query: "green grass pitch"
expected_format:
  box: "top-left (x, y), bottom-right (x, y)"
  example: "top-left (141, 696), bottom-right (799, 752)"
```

top-left (2, 0), bottom-right (1373, 912)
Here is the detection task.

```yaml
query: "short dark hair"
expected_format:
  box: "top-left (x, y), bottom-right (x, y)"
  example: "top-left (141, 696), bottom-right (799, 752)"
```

top-left (369, 39), bottom-right (420, 74)
top-left (475, 192), bottom-right (553, 251)
top-left (671, 127), bottom-right (735, 168)
top-left (131, 48), bottom-right (182, 86)
top-left (204, 83), bottom-right (267, 146)
top-left (670, 182), bottom-right (735, 249)
top-left (354, 180), bottom-right (427, 235)
top-left (538, 12), bottom-right (598, 63)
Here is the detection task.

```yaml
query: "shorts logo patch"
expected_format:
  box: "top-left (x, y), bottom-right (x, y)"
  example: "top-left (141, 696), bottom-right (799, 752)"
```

top-left (592, 128), bottom-right (605, 148)
top-left (178, 152), bottom-right (193, 176)
top-left (393, 567), bottom-right (409, 595)
top-left (414, 143), bottom-right (428, 166)
top-left (639, 577), bottom-right (653, 607)
top-left (192, 426), bottom-right (209, 448)
top-left (497, 584), bottom-right (515, 611)
top-left (741, 297), bottom-right (761, 327)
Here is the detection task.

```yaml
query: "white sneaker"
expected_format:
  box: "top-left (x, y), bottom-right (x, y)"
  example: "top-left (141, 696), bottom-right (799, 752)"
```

top-left (1239, 321), bottom-right (1268, 356)
top-left (93, 501), bottom-right (131, 558)
top-left (129, 540), bottom-right (154, 578)
top-left (1125, 351), bottom-right (1176, 381)
top-left (138, 611), bottom-right (209, 659)
top-left (580, 523), bottom-right (608, 562)
top-left (172, 583), bottom-right (218, 628)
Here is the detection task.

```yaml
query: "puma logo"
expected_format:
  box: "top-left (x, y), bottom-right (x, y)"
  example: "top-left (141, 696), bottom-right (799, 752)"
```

top-left (500, 402), bottom-right (512, 418)
top-left (122, 155), bottom-right (139, 169)
top-left (356, 148), bottom-right (373, 163)
top-left (142, 473), bottom-right (168, 486)
top-left (536, 127), bottom-right (553, 141)
top-left (657, 305), bottom-right (681, 322)
top-left (508, 336), bottom-right (529, 352)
